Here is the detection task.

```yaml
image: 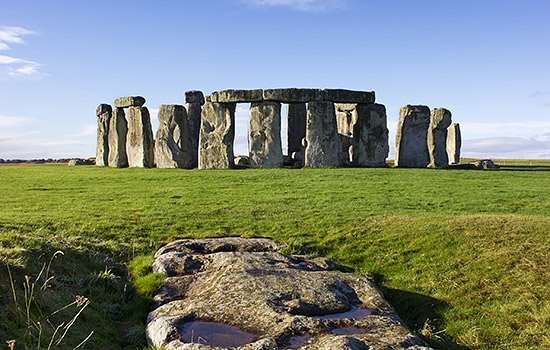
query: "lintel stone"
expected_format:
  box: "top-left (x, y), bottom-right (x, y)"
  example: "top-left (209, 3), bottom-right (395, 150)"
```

top-left (210, 89), bottom-right (263, 103)
top-left (114, 96), bottom-right (146, 108)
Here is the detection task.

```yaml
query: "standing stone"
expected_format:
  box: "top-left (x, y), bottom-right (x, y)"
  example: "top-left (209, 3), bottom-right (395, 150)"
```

top-left (108, 107), bottom-right (128, 168)
top-left (395, 105), bottom-right (431, 168)
top-left (304, 101), bottom-right (341, 167)
top-left (126, 106), bottom-right (155, 168)
top-left (199, 102), bottom-right (236, 169)
top-left (184, 91), bottom-right (205, 169)
top-left (353, 103), bottom-right (389, 167)
top-left (287, 103), bottom-right (306, 156)
top-left (447, 123), bottom-right (462, 165)
top-left (154, 105), bottom-right (188, 168)
top-left (428, 108), bottom-right (452, 168)
top-left (95, 104), bottom-right (111, 166)
top-left (248, 102), bottom-right (283, 168)
top-left (335, 104), bottom-right (356, 166)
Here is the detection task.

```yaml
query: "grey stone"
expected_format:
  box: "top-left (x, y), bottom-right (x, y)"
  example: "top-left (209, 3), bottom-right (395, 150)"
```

top-left (68, 158), bottom-right (91, 166)
top-left (96, 104), bottom-right (112, 116)
top-left (353, 104), bottom-right (389, 167)
top-left (183, 102), bottom-right (202, 168)
top-left (428, 108), bottom-right (452, 168)
top-left (113, 96), bottom-right (146, 108)
top-left (199, 102), bottom-right (236, 169)
top-left (287, 103), bottom-right (307, 156)
top-left (395, 105), bottom-right (431, 168)
top-left (304, 101), bottom-right (341, 167)
top-left (234, 155), bottom-right (251, 168)
top-left (447, 123), bottom-right (461, 165)
top-left (95, 104), bottom-right (111, 167)
top-left (126, 106), bottom-right (155, 168)
top-left (154, 105), bottom-right (188, 169)
top-left (108, 107), bottom-right (128, 168)
top-left (248, 102), bottom-right (283, 168)
top-left (210, 89), bottom-right (263, 103)
top-left (146, 237), bottom-right (432, 350)
top-left (184, 90), bottom-right (205, 105)
top-left (263, 88), bottom-right (322, 103)
top-left (324, 89), bottom-right (375, 104)
top-left (336, 103), bottom-right (356, 166)
top-left (472, 159), bottom-right (499, 170)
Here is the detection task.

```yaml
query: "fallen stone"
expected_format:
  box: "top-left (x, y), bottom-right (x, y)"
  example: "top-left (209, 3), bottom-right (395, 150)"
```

top-left (146, 237), bottom-right (432, 350)
top-left (447, 123), bottom-right (461, 165)
top-left (154, 105), bottom-right (189, 168)
top-left (249, 102), bottom-right (283, 168)
top-left (68, 158), bottom-right (92, 166)
top-left (263, 88), bottom-right (322, 103)
top-left (113, 96), bottom-right (146, 108)
top-left (427, 108), bottom-right (452, 168)
top-left (185, 90), bottom-right (205, 105)
top-left (305, 102), bottom-right (341, 167)
top-left (210, 89), bottom-right (263, 103)
top-left (324, 89), bottom-right (375, 104)
top-left (472, 159), bottom-right (499, 170)
top-left (353, 104), bottom-right (389, 167)
top-left (394, 105), bottom-right (431, 168)
top-left (108, 107), bottom-right (128, 168)
top-left (199, 102), bottom-right (236, 169)
top-left (95, 104), bottom-right (111, 167)
top-left (126, 106), bottom-right (155, 168)
top-left (234, 155), bottom-right (251, 168)
top-left (287, 103), bottom-right (307, 156)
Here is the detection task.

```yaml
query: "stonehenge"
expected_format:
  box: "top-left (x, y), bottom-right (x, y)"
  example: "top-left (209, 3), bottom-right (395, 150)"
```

top-left (395, 105), bottom-right (431, 168)
top-left (108, 107), bottom-right (128, 168)
top-left (95, 104), bottom-right (111, 167)
top-left (96, 88), bottom-right (461, 170)
top-left (427, 108), bottom-right (452, 168)
top-left (248, 101), bottom-right (283, 168)
top-left (126, 105), bottom-right (155, 168)
top-left (199, 101), bottom-right (236, 169)
top-left (447, 123), bottom-right (462, 165)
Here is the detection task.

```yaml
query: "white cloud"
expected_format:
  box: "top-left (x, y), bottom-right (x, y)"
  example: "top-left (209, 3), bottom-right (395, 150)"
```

top-left (0, 115), bottom-right (32, 127)
top-left (0, 26), bottom-right (41, 77)
top-left (243, 0), bottom-right (346, 11)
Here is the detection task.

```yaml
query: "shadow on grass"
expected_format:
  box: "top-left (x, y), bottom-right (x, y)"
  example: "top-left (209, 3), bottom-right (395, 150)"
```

top-left (372, 273), bottom-right (469, 350)
top-left (0, 240), bottom-right (152, 349)
top-left (497, 165), bottom-right (550, 172)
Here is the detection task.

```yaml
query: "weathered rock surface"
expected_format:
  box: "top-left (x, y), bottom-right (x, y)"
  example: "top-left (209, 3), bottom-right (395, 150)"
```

top-left (427, 108), bottom-right (452, 168)
top-left (210, 89), bottom-right (263, 103)
top-left (199, 102), bottom-right (236, 169)
top-left (472, 159), bottom-right (499, 170)
top-left (108, 107), bottom-right (128, 168)
top-left (234, 155), bottom-right (251, 168)
top-left (184, 102), bottom-right (202, 168)
top-left (324, 89), bottom-right (375, 104)
top-left (305, 102), bottom-right (341, 167)
top-left (335, 104), bottom-right (356, 166)
top-left (447, 123), bottom-right (461, 165)
top-left (155, 105), bottom-right (188, 168)
top-left (113, 96), bottom-right (146, 108)
top-left (126, 106), bottom-right (155, 168)
top-left (68, 158), bottom-right (94, 166)
top-left (249, 102), bottom-right (283, 168)
top-left (287, 103), bottom-right (307, 156)
top-left (95, 104), bottom-right (111, 166)
top-left (185, 91), bottom-right (205, 105)
top-left (353, 104), bottom-right (389, 167)
top-left (395, 105), bottom-right (431, 168)
top-left (146, 237), bottom-right (432, 350)
top-left (263, 88), bottom-right (321, 103)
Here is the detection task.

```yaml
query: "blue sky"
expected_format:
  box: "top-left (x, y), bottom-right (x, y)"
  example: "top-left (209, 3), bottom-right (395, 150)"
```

top-left (0, 0), bottom-right (549, 159)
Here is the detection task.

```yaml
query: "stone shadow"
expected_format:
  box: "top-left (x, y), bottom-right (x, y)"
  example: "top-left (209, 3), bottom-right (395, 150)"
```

top-left (372, 273), bottom-right (470, 350)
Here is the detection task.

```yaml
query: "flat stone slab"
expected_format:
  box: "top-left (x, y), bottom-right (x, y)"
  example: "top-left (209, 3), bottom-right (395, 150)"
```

top-left (210, 89), bottom-right (263, 103)
top-left (208, 89), bottom-right (375, 104)
top-left (113, 96), bottom-right (146, 108)
top-left (146, 237), bottom-right (432, 350)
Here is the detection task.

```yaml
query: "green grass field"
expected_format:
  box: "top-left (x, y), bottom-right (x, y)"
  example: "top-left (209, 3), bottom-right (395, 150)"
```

top-left (0, 162), bottom-right (549, 349)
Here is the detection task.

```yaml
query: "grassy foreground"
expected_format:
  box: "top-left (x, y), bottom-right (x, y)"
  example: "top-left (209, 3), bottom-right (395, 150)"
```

top-left (0, 163), bottom-right (549, 349)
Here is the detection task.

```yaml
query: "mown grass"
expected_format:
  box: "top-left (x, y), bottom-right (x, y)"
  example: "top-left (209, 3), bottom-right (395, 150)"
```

top-left (0, 162), bottom-right (549, 349)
